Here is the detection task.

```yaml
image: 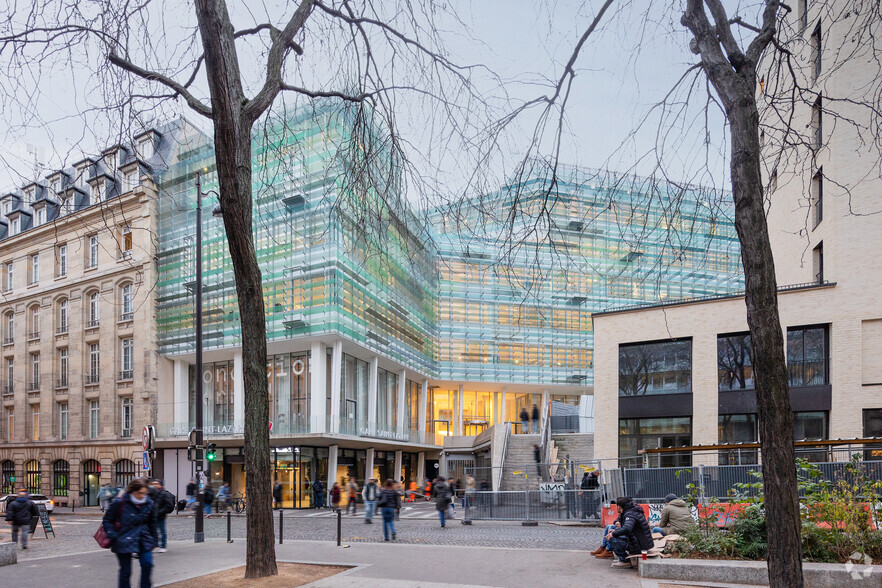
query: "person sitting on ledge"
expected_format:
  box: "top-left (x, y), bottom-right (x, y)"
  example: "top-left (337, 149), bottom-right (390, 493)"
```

top-left (653, 493), bottom-right (694, 536)
top-left (605, 496), bottom-right (654, 569)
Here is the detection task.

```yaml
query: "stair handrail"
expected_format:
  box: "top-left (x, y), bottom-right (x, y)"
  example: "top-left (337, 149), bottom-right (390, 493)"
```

top-left (539, 402), bottom-right (553, 481)
top-left (495, 420), bottom-right (512, 491)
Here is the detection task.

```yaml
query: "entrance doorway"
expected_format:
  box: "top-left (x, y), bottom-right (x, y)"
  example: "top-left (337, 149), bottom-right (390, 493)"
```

top-left (82, 460), bottom-right (100, 506)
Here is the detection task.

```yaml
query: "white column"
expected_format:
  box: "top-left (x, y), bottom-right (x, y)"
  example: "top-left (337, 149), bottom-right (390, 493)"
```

top-left (173, 360), bottom-right (189, 425)
top-left (418, 379), bottom-right (428, 436)
top-left (417, 452), bottom-right (426, 485)
top-left (500, 388), bottom-right (507, 425)
top-left (327, 444), bottom-right (338, 501)
top-left (233, 352), bottom-right (244, 431)
top-left (365, 447), bottom-right (375, 484)
top-left (397, 369), bottom-right (406, 433)
top-left (457, 384), bottom-right (464, 436)
top-left (367, 357), bottom-right (378, 431)
top-left (579, 394), bottom-right (594, 433)
top-left (310, 342), bottom-right (327, 433)
top-left (329, 340), bottom-right (342, 434)
top-left (492, 391), bottom-right (499, 426)
top-left (394, 450), bottom-right (403, 483)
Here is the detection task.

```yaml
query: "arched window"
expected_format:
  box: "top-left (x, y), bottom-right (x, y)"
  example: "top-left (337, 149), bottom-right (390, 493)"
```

top-left (88, 291), bottom-right (100, 327)
top-left (114, 459), bottom-right (137, 489)
top-left (25, 459), bottom-right (41, 494)
top-left (57, 298), bottom-right (69, 333)
top-left (1, 460), bottom-right (14, 494)
top-left (120, 283), bottom-right (133, 321)
top-left (52, 460), bottom-right (70, 496)
top-left (28, 304), bottom-right (40, 339)
top-left (3, 311), bottom-right (12, 344)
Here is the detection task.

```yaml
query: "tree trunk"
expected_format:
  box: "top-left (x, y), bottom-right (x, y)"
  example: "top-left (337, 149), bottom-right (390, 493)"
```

top-left (194, 0), bottom-right (277, 578)
top-left (680, 1), bottom-right (804, 585)
top-left (728, 102), bottom-right (803, 588)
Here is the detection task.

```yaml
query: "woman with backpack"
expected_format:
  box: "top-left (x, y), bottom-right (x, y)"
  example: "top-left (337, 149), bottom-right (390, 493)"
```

top-left (102, 478), bottom-right (158, 588)
top-left (376, 479), bottom-right (400, 541)
top-left (434, 476), bottom-right (452, 528)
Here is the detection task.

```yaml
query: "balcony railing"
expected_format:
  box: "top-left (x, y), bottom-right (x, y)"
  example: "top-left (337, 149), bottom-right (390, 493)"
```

top-left (86, 319), bottom-right (100, 329)
top-left (788, 359), bottom-right (829, 387)
top-left (1, 382), bottom-right (12, 395)
top-left (27, 380), bottom-right (40, 391)
top-left (119, 312), bottom-right (133, 322)
top-left (56, 324), bottom-right (69, 335)
top-left (2, 336), bottom-right (12, 346)
top-left (84, 373), bottom-right (100, 385)
top-left (55, 377), bottom-right (69, 389)
top-left (153, 419), bottom-right (429, 445)
top-left (27, 331), bottom-right (40, 340)
top-left (118, 370), bottom-right (134, 381)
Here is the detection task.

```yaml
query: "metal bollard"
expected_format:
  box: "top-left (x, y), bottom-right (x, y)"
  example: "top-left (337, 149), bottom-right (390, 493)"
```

top-left (227, 510), bottom-right (232, 543)
top-left (522, 489), bottom-right (537, 526)
top-left (336, 509), bottom-right (342, 546)
top-left (279, 509), bottom-right (284, 544)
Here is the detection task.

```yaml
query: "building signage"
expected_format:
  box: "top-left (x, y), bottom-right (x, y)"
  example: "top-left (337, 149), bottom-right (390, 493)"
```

top-left (358, 427), bottom-right (410, 441)
top-left (168, 424), bottom-right (244, 437)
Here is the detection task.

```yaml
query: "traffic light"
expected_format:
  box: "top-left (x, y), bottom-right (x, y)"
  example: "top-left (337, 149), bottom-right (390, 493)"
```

top-left (206, 443), bottom-right (217, 462)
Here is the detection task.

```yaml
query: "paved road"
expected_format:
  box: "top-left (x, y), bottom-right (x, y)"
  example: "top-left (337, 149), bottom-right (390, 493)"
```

top-left (2, 506), bottom-right (603, 561)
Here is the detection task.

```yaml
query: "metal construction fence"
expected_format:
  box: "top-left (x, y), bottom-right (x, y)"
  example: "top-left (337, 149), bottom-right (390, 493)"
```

top-left (605, 459), bottom-right (882, 503)
top-left (462, 489), bottom-right (604, 523)
top-left (465, 461), bottom-right (602, 491)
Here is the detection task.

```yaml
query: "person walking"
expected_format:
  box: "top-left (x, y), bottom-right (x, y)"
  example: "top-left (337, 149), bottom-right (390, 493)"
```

top-left (434, 476), bottom-right (452, 528)
top-left (102, 478), bottom-right (159, 588)
top-left (99, 483), bottom-right (116, 512)
top-left (185, 479), bottom-right (197, 510)
top-left (216, 481), bottom-right (231, 513)
top-left (346, 477), bottom-right (359, 515)
top-left (533, 444), bottom-right (542, 479)
top-left (531, 404), bottom-right (540, 433)
top-left (272, 482), bottom-right (282, 510)
top-left (362, 478), bottom-right (378, 524)
top-left (377, 479), bottom-right (400, 541)
top-left (312, 479), bottom-right (324, 508)
top-left (4, 489), bottom-right (38, 550)
top-left (464, 474), bottom-right (476, 511)
top-left (519, 406), bottom-right (529, 434)
top-left (330, 482), bottom-right (341, 512)
top-left (147, 480), bottom-right (175, 553)
top-left (202, 483), bottom-right (214, 518)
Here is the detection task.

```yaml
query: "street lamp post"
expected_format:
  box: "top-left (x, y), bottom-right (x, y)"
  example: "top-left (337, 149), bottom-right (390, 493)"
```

top-left (194, 172), bottom-right (206, 543)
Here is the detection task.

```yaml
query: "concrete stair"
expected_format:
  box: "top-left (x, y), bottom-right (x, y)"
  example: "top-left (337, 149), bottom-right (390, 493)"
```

top-left (551, 433), bottom-right (594, 466)
top-left (500, 434), bottom-right (541, 490)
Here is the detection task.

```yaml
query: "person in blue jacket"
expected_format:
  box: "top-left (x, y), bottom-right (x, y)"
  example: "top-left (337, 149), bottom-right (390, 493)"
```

top-left (102, 478), bottom-right (159, 588)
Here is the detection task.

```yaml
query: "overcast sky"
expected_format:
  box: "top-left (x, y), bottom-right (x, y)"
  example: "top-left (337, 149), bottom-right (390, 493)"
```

top-left (0, 0), bottom-right (734, 197)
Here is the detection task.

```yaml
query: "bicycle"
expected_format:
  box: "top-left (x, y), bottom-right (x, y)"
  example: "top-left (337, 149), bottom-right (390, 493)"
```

top-left (231, 493), bottom-right (247, 514)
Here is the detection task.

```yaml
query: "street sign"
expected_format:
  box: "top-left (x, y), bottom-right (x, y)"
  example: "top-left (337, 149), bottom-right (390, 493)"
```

top-left (142, 425), bottom-right (155, 451)
top-left (143, 451), bottom-right (150, 471)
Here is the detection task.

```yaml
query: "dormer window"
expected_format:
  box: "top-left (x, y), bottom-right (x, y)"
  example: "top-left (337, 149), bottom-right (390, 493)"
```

top-left (24, 187), bottom-right (35, 205)
top-left (51, 179), bottom-right (60, 196)
top-left (1, 200), bottom-right (10, 216)
top-left (124, 170), bottom-right (139, 192)
top-left (76, 164), bottom-right (90, 184)
top-left (34, 207), bottom-right (46, 227)
top-left (94, 181), bottom-right (104, 202)
top-left (137, 137), bottom-right (153, 159)
top-left (10, 218), bottom-right (20, 236)
top-left (104, 151), bottom-right (119, 174)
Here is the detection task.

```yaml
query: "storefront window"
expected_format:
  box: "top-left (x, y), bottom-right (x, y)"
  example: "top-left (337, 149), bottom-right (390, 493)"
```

top-left (462, 390), bottom-right (492, 435)
top-left (504, 392), bottom-right (540, 433)
top-left (718, 414), bottom-right (758, 464)
top-left (342, 354), bottom-right (368, 435)
top-left (377, 368), bottom-right (398, 430)
top-left (618, 417), bottom-right (692, 467)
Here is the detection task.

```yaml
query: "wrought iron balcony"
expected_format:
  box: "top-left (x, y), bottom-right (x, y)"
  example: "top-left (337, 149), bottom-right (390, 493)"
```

top-left (86, 319), bottom-right (100, 329)
top-left (118, 370), bottom-right (134, 381)
top-left (84, 373), bottom-right (100, 385)
top-left (56, 324), bottom-right (69, 335)
top-left (26, 380), bottom-right (40, 391)
top-left (55, 377), bottom-right (69, 389)
top-left (119, 312), bottom-right (133, 322)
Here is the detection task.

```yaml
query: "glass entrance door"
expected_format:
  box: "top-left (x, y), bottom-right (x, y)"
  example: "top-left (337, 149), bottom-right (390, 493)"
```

top-left (82, 460), bottom-right (101, 506)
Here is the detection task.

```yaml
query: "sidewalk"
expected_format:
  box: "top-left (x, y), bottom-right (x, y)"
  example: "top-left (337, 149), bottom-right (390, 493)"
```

top-left (0, 538), bottom-right (666, 587)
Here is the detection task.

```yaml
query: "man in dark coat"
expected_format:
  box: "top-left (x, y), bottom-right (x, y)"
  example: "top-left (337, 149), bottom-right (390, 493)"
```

top-left (148, 479), bottom-right (176, 552)
top-left (4, 489), bottom-right (38, 549)
top-left (531, 404), bottom-right (540, 433)
top-left (605, 496), bottom-right (654, 569)
top-left (580, 470), bottom-right (600, 519)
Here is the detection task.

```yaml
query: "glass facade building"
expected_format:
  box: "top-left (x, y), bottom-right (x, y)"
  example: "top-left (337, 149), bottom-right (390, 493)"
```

top-left (152, 103), bottom-right (744, 501)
